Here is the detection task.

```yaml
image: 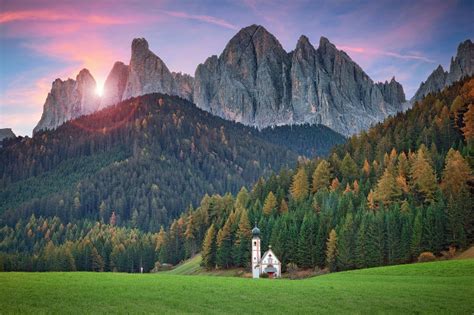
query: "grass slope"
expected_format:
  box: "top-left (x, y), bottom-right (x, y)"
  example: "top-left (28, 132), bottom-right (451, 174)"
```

top-left (1, 259), bottom-right (473, 314)
top-left (167, 254), bottom-right (245, 277)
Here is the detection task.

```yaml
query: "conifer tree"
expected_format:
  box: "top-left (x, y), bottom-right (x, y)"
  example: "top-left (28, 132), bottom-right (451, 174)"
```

top-left (279, 199), bottom-right (289, 214)
top-left (340, 153), bottom-right (358, 181)
top-left (233, 210), bottom-right (252, 267)
top-left (411, 211), bottom-right (423, 258)
top-left (461, 104), bottom-right (474, 142)
top-left (312, 160), bottom-right (331, 193)
top-left (201, 224), bottom-right (216, 269)
top-left (297, 215), bottom-right (314, 268)
top-left (362, 159), bottom-right (371, 176)
top-left (337, 213), bottom-right (355, 271)
top-left (410, 148), bottom-right (437, 203)
top-left (91, 247), bottom-right (104, 272)
top-left (263, 192), bottom-right (278, 216)
top-left (441, 149), bottom-right (473, 246)
top-left (216, 212), bottom-right (236, 268)
top-left (355, 216), bottom-right (368, 268)
top-left (374, 166), bottom-right (402, 205)
top-left (367, 190), bottom-right (376, 210)
top-left (330, 178), bottom-right (340, 192)
top-left (290, 168), bottom-right (309, 201)
top-left (326, 229), bottom-right (338, 272)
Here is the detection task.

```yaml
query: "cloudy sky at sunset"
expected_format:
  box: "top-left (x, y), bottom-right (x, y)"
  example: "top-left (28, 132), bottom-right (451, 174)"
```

top-left (1, 0), bottom-right (472, 136)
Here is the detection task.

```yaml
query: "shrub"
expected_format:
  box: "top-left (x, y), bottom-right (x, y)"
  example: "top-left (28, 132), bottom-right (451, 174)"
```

top-left (418, 252), bottom-right (436, 263)
top-left (260, 273), bottom-right (269, 278)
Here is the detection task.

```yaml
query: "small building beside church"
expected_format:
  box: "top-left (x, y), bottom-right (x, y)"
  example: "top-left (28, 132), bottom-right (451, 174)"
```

top-left (251, 224), bottom-right (281, 278)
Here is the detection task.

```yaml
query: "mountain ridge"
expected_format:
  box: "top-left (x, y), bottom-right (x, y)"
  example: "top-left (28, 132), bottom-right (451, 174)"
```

top-left (31, 25), bottom-right (472, 137)
top-left (32, 25), bottom-right (407, 136)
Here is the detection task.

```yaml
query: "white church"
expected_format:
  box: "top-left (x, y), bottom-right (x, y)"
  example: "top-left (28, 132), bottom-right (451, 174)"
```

top-left (251, 224), bottom-right (281, 278)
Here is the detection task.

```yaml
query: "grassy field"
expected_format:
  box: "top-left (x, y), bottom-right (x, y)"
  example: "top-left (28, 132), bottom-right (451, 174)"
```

top-left (1, 259), bottom-right (473, 314)
top-left (166, 254), bottom-right (247, 277)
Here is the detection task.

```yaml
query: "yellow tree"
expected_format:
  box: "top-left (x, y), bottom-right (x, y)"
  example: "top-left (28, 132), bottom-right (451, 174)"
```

top-left (367, 189), bottom-right (376, 210)
top-left (461, 104), bottom-right (474, 142)
top-left (410, 148), bottom-right (437, 203)
top-left (279, 199), bottom-right (289, 213)
top-left (326, 229), bottom-right (338, 272)
top-left (330, 178), bottom-right (340, 192)
top-left (353, 180), bottom-right (360, 194)
top-left (441, 149), bottom-right (473, 198)
top-left (374, 167), bottom-right (402, 205)
top-left (312, 160), bottom-right (331, 193)
top-left (290, 168), bottom-right (309, 201)
top-left (362, 159), bottom-right (371, 176)
top-left (263, 192), bottom-right (277, 215)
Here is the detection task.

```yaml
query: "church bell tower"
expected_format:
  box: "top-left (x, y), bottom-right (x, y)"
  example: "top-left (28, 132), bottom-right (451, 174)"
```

top-left (251, 223), bottom-right (261, 279)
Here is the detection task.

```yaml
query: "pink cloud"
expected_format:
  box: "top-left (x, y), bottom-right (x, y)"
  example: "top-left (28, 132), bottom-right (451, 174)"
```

top-left (337, 45), bottom-right (436, 63)
top-left (164, 10), bottom-right (238, 30)
top-left (0, 9), bottom-right (133, 25)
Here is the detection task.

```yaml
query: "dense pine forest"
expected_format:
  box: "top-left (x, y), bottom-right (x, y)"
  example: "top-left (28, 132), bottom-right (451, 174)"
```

top-left (1, 78), bottom-right (472, 272)
top-left (0, 94), bottom-right (343, 231)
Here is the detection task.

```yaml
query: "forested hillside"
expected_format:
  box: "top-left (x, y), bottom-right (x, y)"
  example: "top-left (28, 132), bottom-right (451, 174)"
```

top-left (1, 78), bottom-right (472, 272)
top-left (0, 93), bottom-right (343, 230)
top-left (148, 77), bottom-right (474, 269)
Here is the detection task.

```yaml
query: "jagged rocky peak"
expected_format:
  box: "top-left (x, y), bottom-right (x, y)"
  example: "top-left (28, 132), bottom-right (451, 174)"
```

top-left (447, 39), bottom-right (474, 85)
top-left (33, 69), bottom-right (99, 134)
top-left (194, 24), bottom-right (293, 127)
top-left (412, 39), bottom-right (473, 102)
top-left (100, 61), bottom-right (129, 109)
top-left (75, 69), bottom-right (99, 115)
top-left (412, 65), bottom-right (448, 102)
top-left (122, 37), bottom-right (175, 100)
top-left (193, 25), bottom-right (405, 136)
top-left (0, 128), bottom-right (15, 143)
top-left (377, 77), bottom-right (406, 106)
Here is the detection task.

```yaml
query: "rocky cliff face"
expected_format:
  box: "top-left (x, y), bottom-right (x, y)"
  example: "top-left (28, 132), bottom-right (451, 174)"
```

top-left (0, 128), bottom-right (15, 143)
top-left (122, 38), bottom-right (175, 100)
top-left (376, 77), bottom-right (406, 108)
top-left (33, 69), bottom-right (99, 134)
top-left (193, 25), bottom-right (405, 136)
top-left (194, 25), bottom-right (293, 126)
top-left (412, 39), bottom-right (473, 102)
top-left (100, 61), bottom-right (129, 109)
top-left (31, 27), bottom-right (472, 136)
top-left (172, 72), bottom-right (194, 101)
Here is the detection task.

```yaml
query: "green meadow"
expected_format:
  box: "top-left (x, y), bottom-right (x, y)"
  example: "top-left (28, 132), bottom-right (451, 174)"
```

top-left (2, 259), bottom-right (473, 314)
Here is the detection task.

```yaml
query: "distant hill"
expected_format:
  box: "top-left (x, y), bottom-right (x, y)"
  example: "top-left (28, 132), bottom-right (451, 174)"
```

top-left (0, 93), bottom-right (344, 230)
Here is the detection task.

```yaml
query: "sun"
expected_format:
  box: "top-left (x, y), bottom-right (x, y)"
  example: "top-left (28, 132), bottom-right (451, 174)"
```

top-left (96, 84), bottom-right (104, 97)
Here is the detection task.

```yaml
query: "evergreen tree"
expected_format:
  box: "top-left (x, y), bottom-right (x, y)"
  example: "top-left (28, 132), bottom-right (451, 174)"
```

top-left (201, 224), bottom-right (216, 269)
top-left (233, 210), bottom-right (252, 267)
top-left (326, 229), bottom-right (338, 272)
top-left (410, 148), bottom-right (438, 203)
top-left (373, 166), bottom-right (402, 205)
top-left (263, 192), bottom-right (278, 216)
top-left (337, 213), bottom-right (355, 271)
top-left (297, 215), bottom-right (314, 268)
top-left (312, 160), bottom-right (331, 193)
top-left (340, 153), bottom-right (358, 181)
top-left (441, 149), bottom-right (473, 246)
top-left (290, 168), bottom-right (309, 201)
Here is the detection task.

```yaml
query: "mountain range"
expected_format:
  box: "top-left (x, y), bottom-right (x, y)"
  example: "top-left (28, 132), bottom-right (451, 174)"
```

top-left (31, 25), bottom-right (472, 137)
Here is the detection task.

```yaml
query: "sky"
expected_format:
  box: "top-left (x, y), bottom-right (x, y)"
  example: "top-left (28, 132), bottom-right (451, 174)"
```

top-left (0, 0), bottom-right (472, 136)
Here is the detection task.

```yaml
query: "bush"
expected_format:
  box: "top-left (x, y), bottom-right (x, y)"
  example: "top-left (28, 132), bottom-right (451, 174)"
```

top-left (260, 273), bottom-right (269, 278)
top-left (418, 252), bottom-right (436, 263)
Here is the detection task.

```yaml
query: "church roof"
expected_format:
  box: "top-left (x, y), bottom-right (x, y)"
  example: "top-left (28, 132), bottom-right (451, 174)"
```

top-left (261, 247), bottom-right (280, 264)
top-left (252, 225), bottom-right (260, 237)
